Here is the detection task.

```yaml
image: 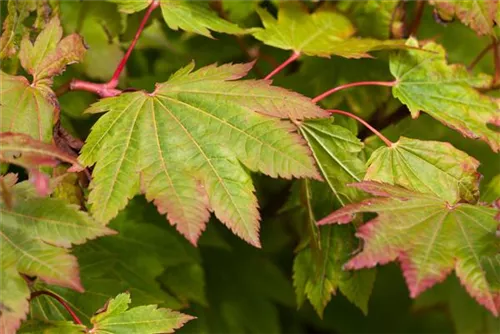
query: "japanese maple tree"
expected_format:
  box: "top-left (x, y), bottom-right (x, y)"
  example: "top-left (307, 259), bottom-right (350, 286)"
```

top-left (0, 1), bottom-right (499, 333)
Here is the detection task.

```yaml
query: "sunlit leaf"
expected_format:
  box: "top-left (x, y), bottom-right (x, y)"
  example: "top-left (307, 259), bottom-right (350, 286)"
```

top-left (390, 38), bottom-right (500, 152)
top-left (319, 181), bottom-right (500, 316)
top-left (252, 2), bottom-right (406, 58)
top-left (80, 62), bottom-right (324, 246)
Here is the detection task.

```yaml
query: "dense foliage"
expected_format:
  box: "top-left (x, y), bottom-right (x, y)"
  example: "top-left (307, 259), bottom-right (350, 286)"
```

top-left (0, 1), bottom-right (499, 333)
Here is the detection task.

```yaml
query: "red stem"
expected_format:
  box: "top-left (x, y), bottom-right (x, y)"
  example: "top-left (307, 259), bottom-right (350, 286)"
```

top-left (264, 51), bottom-right (301, 80)
top-left (67, 0), bottom-right (159, 97)
top-left (327, 109), bottom-right (394, 147)
top-left (107, 0), bottom-right (160, 88)
top-left (312, 81), bottom-right (396, 103)
top-left (70, 80), bottom-right (122, 97)
top-left (30, 290), bottom-right (84, 326)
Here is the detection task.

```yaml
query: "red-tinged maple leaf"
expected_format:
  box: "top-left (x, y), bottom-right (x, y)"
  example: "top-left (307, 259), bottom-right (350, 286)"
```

top-left (318, 181), bottom-right (500, 316)
top-left (80, 62), bottom-right (326, 247)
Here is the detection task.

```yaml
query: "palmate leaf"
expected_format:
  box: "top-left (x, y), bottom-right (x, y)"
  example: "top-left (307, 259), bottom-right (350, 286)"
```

top-left (80, 61), bottom-right (325, 246)
top-left (299, 119), bottom-right (366, 205)
top-left (0, 179), bottom-right (114, 333)
top-left (251, 2), bottom-right (406, 58)
top-left (430, 0), bottom-right (499, 36)
top-left (0, 0), bottom-right (36, 59)
top-left (290, 120), bottom-right (375, 316)
top-left (390, 38), bottom-right (500, 152)
top-left (90, 293), bottom-right (193, 334)
top-left (21, 293), bottom-right (193, 334)
top-left (318, 181), bottom-right (500, 316)
top-left (0, 133), bottom-right (82, 171)
top-left (110, 0), bottom-right (243, 38)
top-left (366, 137), bottom-right (481, 204)
top-left (0, 17), bottom-right (86, 142)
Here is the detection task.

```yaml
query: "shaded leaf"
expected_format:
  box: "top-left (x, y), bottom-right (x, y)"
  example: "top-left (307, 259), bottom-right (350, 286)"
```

top-left (299, 118), bottom-right (366, 204)
top-left (252, 2), bottom-right (406, 58)
top-left (0, 182), bottom-right (113, 333)
top-left (366, 137), bottom-right (480, 204)
top-left (430, 0), bottom-right (499, 36)
top-left (0, 0), bottom-right (36, 59)
top-left (390, 38), bottom-right (500, 151)
top-left (111, 0), bottom-right (244, 38)
top-left (18, 320), bottom-right (85, 334)
top-left (414, 276), bottom-right (500, 333)
top-left (319, 181), bottom-right (500, 316)
top-left (0, 132), bottom-right (82, 171)
top-left (90, 292), bottom-right (193, 334)
top-left (80, 62), bottom-right (324, 246)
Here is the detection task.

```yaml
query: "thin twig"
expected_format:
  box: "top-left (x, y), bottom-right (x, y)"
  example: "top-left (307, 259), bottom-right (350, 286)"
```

top-left (493, 38), bottom-right (500, 85)
top-left (30, 290), bottom-right (84, 326)
top-left (468, 42), bottom-right (495, 71)
top-left (312, 81), bottom-right (396, 103)
top-left (66, 0), bottom-right (160, 97)
top-left (107, 0), bottom-right (160, 88)
top-left (327, 109), bottom-right (394, 147)
top-left (408, 0), bottom-right (425, 37)
top-left (264, 51), bottom-right (301, 80)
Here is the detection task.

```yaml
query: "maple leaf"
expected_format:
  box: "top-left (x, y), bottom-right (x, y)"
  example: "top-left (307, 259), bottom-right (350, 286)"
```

top-left (299, 119), bottom-right (366, 204)
top-left (89, 292), bottom-right (194, 334)
top-left (318, 181), bottom-right (500, 316)
top-left (80, 62), bottom-right (324, 246)
top-left (251, 2), bottom-right (406, 58)
top-left (0, 178), bottom-right (114, 333)
top-left (0, 0), bottom-right (36, 59)
top-left (390, 38), bottom-right (500, 152)
top-left (365, 137), bottom-right (481, 204)
top-left (0, 133), bottom-right (82, 171)
top-left (18, 320), bottom-right (86, 334)
top-left (110, 0), bottom-right (243, 38)
top-left (1, 17), bottom-right (86, 143)
top-left (430, 0), bottom-right (499, 36)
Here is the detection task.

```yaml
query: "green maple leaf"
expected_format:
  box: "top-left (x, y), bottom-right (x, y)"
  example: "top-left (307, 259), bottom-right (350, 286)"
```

top-left (366, 137), bottom-right (481, 204)
top-left (290, 120), bottom-right (375, 316)
top-left (1, 17), bottom-right (86, 143)
top-left (0, 133), bottom-right (82, 171)
top-left (251, 2), bottom-right (406, 58)
top-left (299, 118), bottom-right (366, 205)
top-left (80, 62), bottom-right (325, 246)
top-left (18, 320), bottom-right (86, 334)
top-left (0, 0), bottom-right (36, 59)
top-left (89, 292), bottom-right (193, 334)
top-left (319, 181), bottom-right (500, 316)
top-left (390, 38), bottom-right (500, 152)
top-left (430, 0), bottom-right (499, 36)
top-left (0, 177), bottom-right (114, 333)
top-left (110, 0), bottom-right (243, 38)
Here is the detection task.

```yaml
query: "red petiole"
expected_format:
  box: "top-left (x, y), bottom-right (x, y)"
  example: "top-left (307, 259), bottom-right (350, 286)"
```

top-left (327, 109), bottom-right (394, 147)
top-left (30, 290), bottom-right (84, 326)
top-left (312, 81), bottom-right (396, 103)
top-left (67, 0), bottom-right (160, 97)
top-left (264, 51), bottom-right (301, 80)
